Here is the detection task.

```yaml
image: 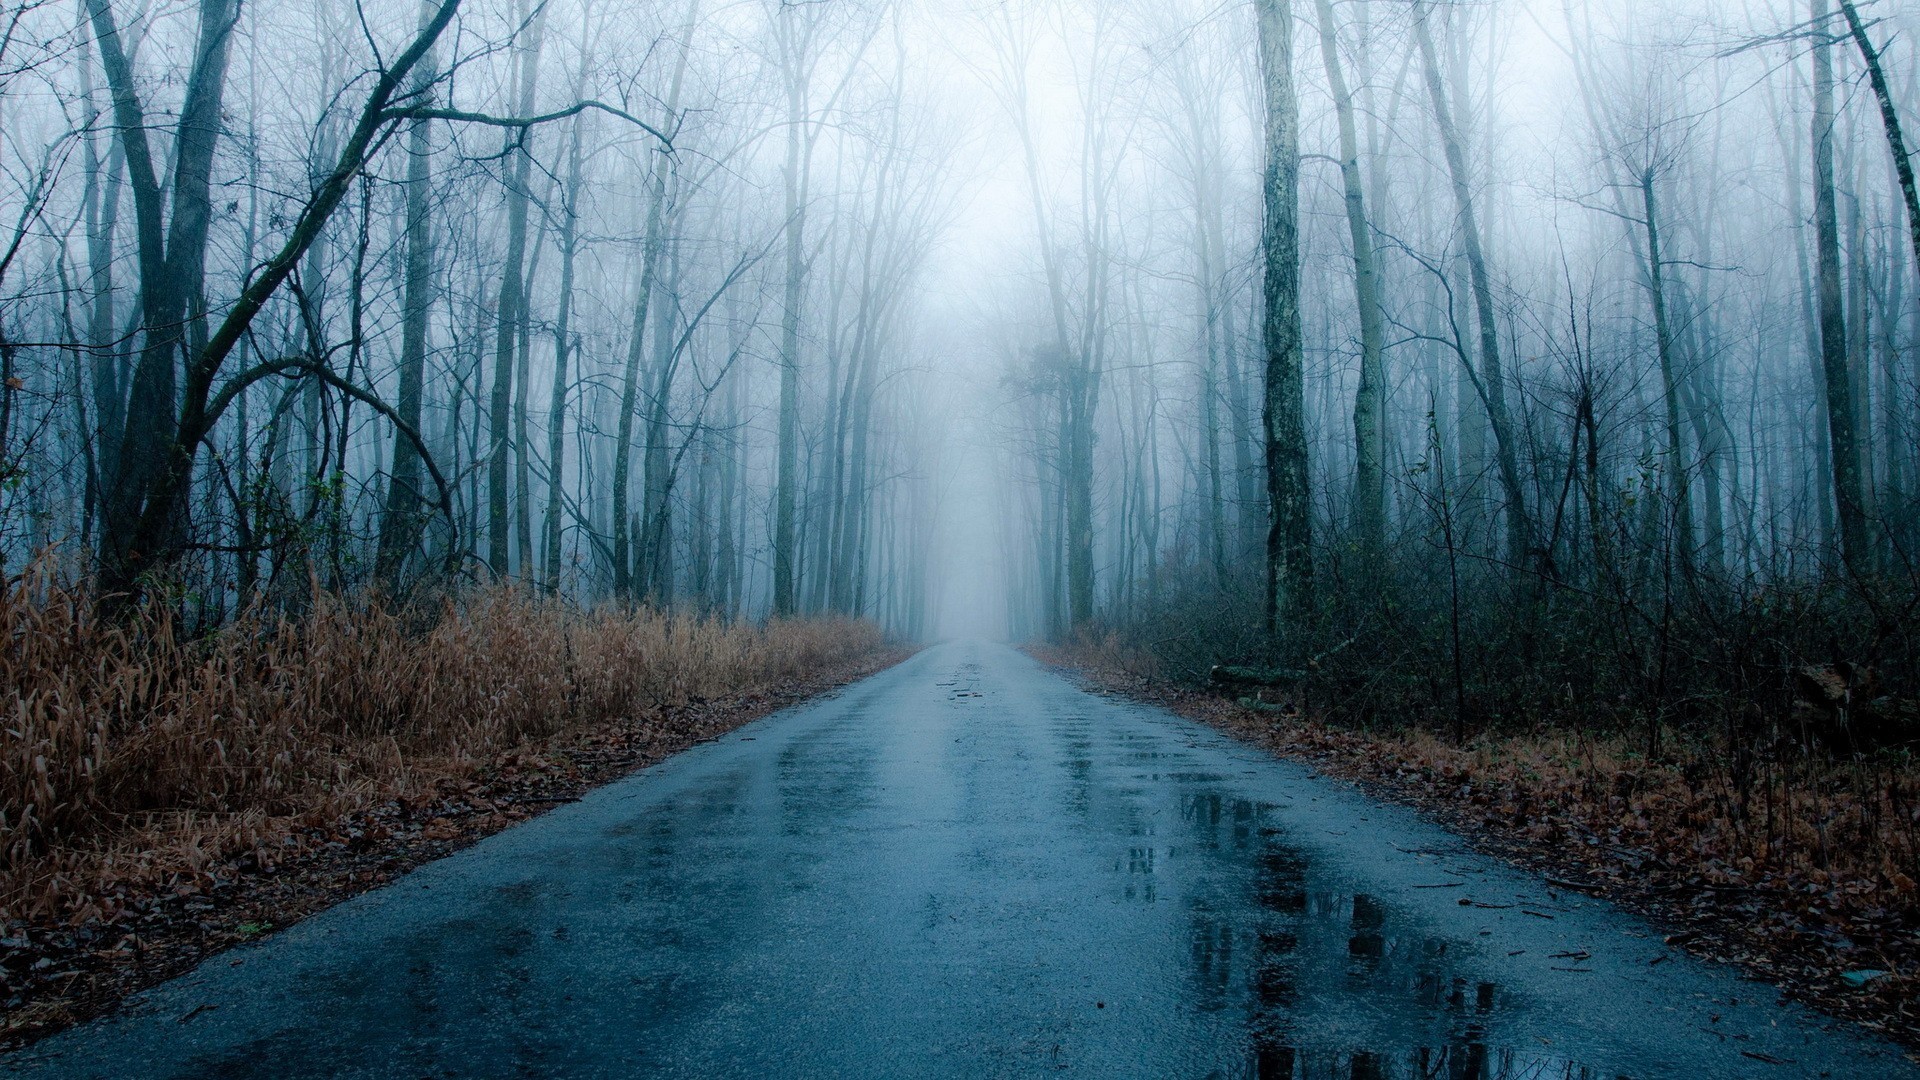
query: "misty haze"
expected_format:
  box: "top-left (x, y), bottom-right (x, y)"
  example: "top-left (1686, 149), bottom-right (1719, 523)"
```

top-left (0, 0), bottom-right (1917, 1075)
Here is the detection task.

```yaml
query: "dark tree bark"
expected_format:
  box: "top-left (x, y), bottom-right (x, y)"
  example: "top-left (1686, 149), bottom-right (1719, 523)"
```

top-left (88, 0), bottom-right (241, 586)
top-left (1257, 0), bottom-right (1311, 632)
top-left (376, 2), bottom-right (441, 585)
top-left (1811, 0), bottom-right (1871, 569)
top-left (1836, 0), bottom-right (1920, 287)
top-left (76, 19), bottom-right (127, 524)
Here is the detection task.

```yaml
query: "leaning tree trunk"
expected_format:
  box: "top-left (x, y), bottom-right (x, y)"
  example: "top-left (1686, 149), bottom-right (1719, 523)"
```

top-left (1837, 0), bottom-right (1920, 287)
top-left (1411, 0), bottom-right (1534, 574)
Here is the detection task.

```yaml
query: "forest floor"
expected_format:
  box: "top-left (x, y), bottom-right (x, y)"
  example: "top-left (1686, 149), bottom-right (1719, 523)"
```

top-left (1032, 643), bottom-right (1920, 1055)
top-left (0, 645), bottom-right (912, 1050)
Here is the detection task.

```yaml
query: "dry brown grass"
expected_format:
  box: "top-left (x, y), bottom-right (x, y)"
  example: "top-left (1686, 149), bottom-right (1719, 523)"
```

top-left (0, 569), bottom-right (884, 924)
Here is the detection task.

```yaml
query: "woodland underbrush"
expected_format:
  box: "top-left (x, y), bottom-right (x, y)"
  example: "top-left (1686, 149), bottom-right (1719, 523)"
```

top-left (1058, 556), bottom-right (1920, 1039)
top-left (0, 569), bottom-right (884, 925)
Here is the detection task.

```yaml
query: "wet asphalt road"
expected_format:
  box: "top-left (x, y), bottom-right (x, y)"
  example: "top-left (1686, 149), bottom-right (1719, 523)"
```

top-left (7, 641), bottom-right (1914, 1079)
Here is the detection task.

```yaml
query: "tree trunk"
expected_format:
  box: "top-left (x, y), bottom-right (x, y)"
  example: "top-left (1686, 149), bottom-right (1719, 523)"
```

top-left (716, 316), bottom-right (742, 616)
top-left (773, 4), bottom-right (808, 618)
top-left (487, 5), bottom-right (545, 579)
top-left (109, 0), bottom-right (464, 600)
top-left (89, 0), bottom-right (240, 588)
top-left (1257, 0), bottom-right (1311, 632)
top-left (1781, 94), bottom-right (1839, 549)
top-left (1063, 17), bottom-right (1114, 632)
top-left (639, 237), bottom-right (684, 604)
top-left (612, 164), bottom-right (672, 601)
top-left (1313, 0), bottom-right (1387, 560)
top-left (1675, 285), bottom-right (1731, 576)
top-left (513, 223), bottom-right (545, 582)
top-left (76, 21), bottom-right (127, 524)
top-left (1000, 7), bottom-right (1086, 631)
top-left (1640, 168), bottom-right (1695, 571)
top-left (612, 0), bottom-right (695, 603)
top-left (1877, 225), bottom-right (1907, 539)
top-left (1837, 0), bottom-right (1920, 286)
top-left (1846, 178), bottom-right (1877, 532)
top-left (543, 89), bottom-right (588, 592)
top-left (1231, 289), bottom-right (1263, 564)
top-left (1411, 0), bottom-right (1534, 572)
top-left (376, 5), bottom-right (440, 585)
top-left (1811, 0), bottom-right (1871, 570)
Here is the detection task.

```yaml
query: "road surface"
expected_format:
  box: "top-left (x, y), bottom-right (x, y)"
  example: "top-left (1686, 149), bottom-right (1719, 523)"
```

top-left (7, 641), bottom-right (1912, 1078)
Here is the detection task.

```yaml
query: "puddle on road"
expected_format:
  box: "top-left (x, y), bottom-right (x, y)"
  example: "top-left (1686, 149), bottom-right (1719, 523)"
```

top-left (1160, 787), bottom-right (1599, 1080)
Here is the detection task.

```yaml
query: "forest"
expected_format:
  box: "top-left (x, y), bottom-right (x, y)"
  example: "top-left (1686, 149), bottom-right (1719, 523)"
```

top-left (0, 0), bottom-right (1918, 1058)
top-left (0, 0), bottom-right (1914, 697)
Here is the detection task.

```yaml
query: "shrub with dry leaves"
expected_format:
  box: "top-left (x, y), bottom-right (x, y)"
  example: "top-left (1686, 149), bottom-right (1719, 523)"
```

top-left (0, 569), bottom-right (884, 924)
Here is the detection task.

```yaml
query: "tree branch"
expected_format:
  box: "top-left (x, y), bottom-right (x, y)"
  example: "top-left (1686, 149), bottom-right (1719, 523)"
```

top-left (383, 100), bottom-right (673, 149)
top-left (205, 358), bottom-right (460, 570)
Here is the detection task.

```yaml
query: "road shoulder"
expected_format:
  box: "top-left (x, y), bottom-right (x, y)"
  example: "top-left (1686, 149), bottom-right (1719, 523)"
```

top-left (1, 646), bottom-right (915, 1051)
top-left (1030, 645), bottom-right (1920, 1060)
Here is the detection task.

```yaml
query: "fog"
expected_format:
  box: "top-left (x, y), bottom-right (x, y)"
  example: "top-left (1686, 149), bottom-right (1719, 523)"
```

top-left (0, 0), bottom-right (1916, 647)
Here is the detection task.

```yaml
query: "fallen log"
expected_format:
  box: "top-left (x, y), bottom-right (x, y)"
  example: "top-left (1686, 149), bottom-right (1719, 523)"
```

top-left (1236, 697), bottom-right (1295, 714)
top-left (1208, 636), bottom-right (1359, 690)
top-left (1210, 665), bottom-right (1307, 688)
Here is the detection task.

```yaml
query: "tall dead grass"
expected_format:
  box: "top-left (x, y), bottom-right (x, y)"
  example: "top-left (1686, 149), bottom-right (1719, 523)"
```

top-left (0, 570), bottom-right (884, 922)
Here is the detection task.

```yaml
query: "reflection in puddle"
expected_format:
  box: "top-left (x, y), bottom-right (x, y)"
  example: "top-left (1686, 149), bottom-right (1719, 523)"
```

top-left (1236, 1047), bottom-right (1605, 1078)
top-left (1163, 791), bottom-right (1601, 1080)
